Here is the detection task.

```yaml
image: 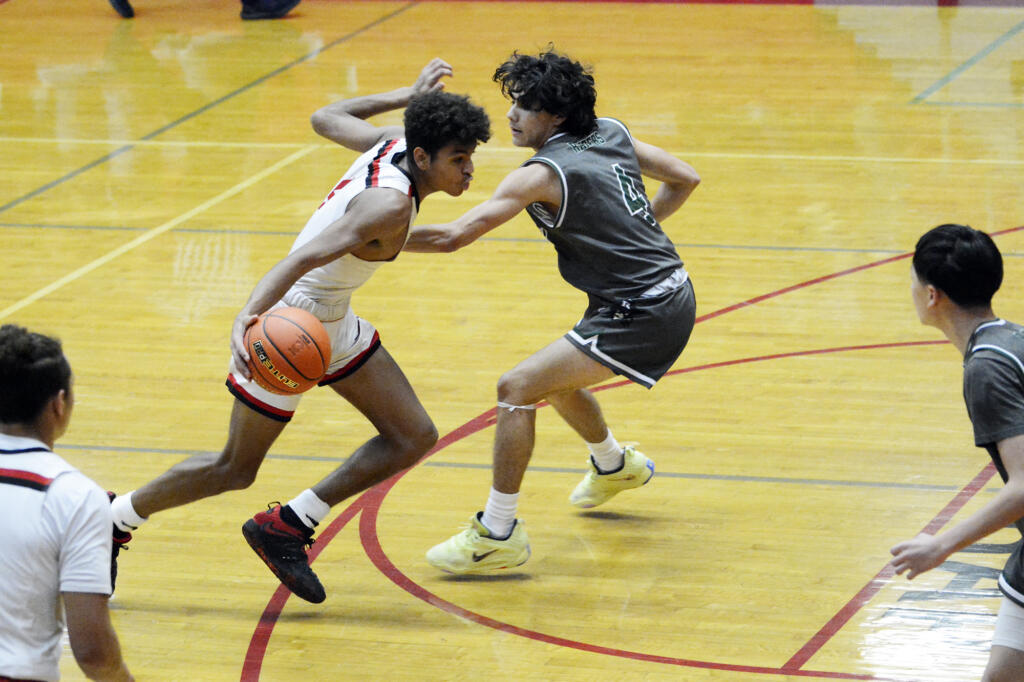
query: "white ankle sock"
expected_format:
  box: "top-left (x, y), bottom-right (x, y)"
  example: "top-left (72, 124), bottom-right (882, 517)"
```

top-left (481, 488), bottom-right (518, 539)
top-left (588, 431), bottom-right (624, 473)
top-left (287, 489), bottom-right (331, 530)
top-left (111, 491), bottom-right (147, 532)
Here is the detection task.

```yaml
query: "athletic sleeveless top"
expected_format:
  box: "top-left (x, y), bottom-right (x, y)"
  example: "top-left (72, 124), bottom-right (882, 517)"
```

top-left (286, 138), bottom-right (419, 321)
top-left (523, 117), bottom-right (685, 303)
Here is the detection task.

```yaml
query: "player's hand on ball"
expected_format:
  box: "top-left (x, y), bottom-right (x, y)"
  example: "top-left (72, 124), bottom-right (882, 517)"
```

top-left (231, 312), bottom-right (260, 379)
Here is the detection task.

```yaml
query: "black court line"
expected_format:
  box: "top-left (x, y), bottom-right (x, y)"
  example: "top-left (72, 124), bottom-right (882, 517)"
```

top-left (56, 442), bottom-right (976, 493)
top-left (912, 18), bottom-right (1024, 104)
top-left (0, 2), bottom-right (417, 217)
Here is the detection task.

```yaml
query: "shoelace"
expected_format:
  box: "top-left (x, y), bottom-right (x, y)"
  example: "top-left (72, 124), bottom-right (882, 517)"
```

top-left (264, 501), bottom-right (316, 550)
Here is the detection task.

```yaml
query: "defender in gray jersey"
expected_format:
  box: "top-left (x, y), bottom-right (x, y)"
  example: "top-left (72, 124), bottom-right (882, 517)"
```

top-left (890, 224), bottom-right (1024, 680)
top-left (407, 49), bottom-right (700, 574)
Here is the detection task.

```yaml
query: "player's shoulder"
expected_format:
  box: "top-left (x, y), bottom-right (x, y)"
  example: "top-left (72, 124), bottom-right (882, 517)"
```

top-left (965, 343), bottom-right (1024, 386)
top-left (47, 467), bottom-right (106, 502)
top-left (349, 184), bottom-right (415, 226)
top-left (597, 116), bottom-right (630, 135)
top-left (968, 322), bottom-right (1024, 366)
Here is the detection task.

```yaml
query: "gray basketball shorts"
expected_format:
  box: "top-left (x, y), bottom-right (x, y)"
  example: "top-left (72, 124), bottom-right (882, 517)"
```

top-left (566, 278), bottom-right (696, 389)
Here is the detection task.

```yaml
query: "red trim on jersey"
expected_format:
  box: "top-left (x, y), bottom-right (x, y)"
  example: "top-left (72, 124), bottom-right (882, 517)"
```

top-left (319, 331), bottom-right (381, 385)
top-left (0, 468), bottom-right (53, 491)
top-left (366, 140), bottom-right (399, 188)
top-left (225, 374), bottom-right (295, 421)
top-left (317, 178), bottom-right (352, 210)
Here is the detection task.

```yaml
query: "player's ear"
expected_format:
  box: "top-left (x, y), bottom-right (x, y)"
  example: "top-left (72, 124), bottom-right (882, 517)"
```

top-left (48, 387), bottom-right (73, 434)
top-left (412, 146), bottom-right (432, 171)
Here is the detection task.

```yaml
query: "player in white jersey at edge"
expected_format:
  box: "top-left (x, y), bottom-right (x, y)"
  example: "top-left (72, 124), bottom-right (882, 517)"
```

top-left (109, 59), bottom-right (490, 603)
top-left (0, 324), bottom-right (133, 682)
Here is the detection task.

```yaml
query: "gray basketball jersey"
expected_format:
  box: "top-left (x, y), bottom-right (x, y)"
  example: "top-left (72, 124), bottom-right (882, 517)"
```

top-left (524, 118), bottom-right (684, 302)
top-left (963, 319), bottom-right (1024, 605)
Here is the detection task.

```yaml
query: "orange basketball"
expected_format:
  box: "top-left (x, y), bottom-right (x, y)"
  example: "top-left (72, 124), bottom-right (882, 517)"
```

top-left (243, 307), bottom-right (331, 395)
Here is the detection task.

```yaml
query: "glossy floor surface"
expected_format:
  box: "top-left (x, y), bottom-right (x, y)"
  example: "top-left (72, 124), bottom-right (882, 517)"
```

top-left (2, 0), bottom-right (1024, 679)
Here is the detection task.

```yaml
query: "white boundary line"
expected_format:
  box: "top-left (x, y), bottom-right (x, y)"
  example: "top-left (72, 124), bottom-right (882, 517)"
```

top-left (0, 144), bottom-right (319, 321)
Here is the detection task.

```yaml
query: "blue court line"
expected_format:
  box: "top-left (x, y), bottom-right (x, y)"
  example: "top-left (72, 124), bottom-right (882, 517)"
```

top-left (58, 442), bottom-right (973, 493)
top-left (913, 18), bottom-right (1024, 104)
top-left (0, 3), bottom-right (416, 217)
top-left (923, 101), bottom-right (1024, 108)
top-left (7, 222), bottom-right (1024, 258)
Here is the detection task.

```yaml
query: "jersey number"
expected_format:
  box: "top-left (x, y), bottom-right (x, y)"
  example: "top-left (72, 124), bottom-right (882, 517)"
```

top-left (613, 164), bottom-right (656, 227)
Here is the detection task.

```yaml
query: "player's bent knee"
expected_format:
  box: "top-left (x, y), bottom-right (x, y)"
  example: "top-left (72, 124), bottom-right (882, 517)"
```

top-left (382, 420), bottom-right (438, 468)
top-left (209, 459), bottom-right (261, 492)
top-left (404, 421), bottom-right (438, 461)
top-left (496, 370), bottom-right (539, 405)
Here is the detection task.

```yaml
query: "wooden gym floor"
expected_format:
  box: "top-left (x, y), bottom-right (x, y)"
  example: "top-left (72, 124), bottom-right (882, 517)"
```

top-left (3, 0), bottom-right (1024, 679)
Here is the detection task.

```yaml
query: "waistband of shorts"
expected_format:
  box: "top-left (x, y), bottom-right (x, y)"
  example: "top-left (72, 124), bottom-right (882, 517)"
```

top-left (639, 267), bottom-right (689, 299)
top-left (282, 289), bottom-right (351, 323)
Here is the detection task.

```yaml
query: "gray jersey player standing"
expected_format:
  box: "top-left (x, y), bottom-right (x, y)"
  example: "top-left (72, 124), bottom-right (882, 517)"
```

top-left (890, 224), bottom-right (1024, 681)
top-left (405, 48), bottom-right (700, 574)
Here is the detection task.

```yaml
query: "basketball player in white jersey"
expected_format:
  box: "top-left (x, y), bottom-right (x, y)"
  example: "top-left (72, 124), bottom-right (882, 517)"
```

top-left (110, 59), bottom-right (490, 603)
top-left (0, 324), bottom-right (133, 682)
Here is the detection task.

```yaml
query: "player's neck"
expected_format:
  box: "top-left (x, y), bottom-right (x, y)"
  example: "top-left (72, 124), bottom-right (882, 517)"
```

top-left (401, 156), bottom-right (434, 201)
top-left (943, 307), bottom-right (998, 355)
top-left (0, 423), bottom-right (53, 449)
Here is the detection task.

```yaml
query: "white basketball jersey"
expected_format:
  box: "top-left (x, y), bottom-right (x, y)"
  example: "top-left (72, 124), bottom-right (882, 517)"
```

top-left (285, 138), bottom-right (418, 321)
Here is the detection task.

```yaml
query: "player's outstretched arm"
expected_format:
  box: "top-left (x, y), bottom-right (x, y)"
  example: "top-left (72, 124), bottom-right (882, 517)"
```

top-left (405, 164), bottom-right (557, 253)
top-left (311, 58), bottom-right (454, 153)
top-left (64, 592), bottom-right (134, 681)
top-left (890, 433), bottom-right (1024, 579)
top-left (230, 189), bottom-right (412, 374)
top-left (633, 139), bottom-right (700, 223)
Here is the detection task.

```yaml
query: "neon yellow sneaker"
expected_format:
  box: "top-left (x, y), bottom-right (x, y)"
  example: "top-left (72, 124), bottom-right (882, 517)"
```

top-left (569, 445), bottom-right (654, 508)
top-left (426, 512), bottom-right (530, 574)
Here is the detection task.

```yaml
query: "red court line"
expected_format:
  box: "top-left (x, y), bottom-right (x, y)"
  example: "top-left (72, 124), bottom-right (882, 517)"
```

top-left (241, 342), bottom-right (935, 681)
top-left (783, 462), bottom-right (998, 671)
top-left (590, 339), bottom-right (947, 394)
top-left (358, 473), bottom-right (886, 680)
top-left (241, 497), bottom-right (367, 681)
top-left (241, 227), bottom-right (1024, 678)
top-left (697, 253), bottom-right (912, 323)
top-left (312, 0), bottom-right (1001, 4)
top-left (699, 223), bottom-right (1024, 325)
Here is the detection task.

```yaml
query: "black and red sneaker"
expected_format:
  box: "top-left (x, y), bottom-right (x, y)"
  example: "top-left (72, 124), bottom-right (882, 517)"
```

top-left (107, 492), bottom-right (132, 593)
top-left (242, 503), bottom-right (325, 603)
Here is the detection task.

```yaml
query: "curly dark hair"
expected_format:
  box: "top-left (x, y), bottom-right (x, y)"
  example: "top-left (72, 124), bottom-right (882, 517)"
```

top-left (493, 48), bottom-right (597, 138)
top-left (913, 223), bottom-right (1002, 308)
top-left (0, 324), bottom-right (71, 424)
top-left (404, 91), bottom-right (491, 158)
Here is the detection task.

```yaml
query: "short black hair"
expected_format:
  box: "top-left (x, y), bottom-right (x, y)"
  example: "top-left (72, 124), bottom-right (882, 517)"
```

top-left (0, 324), bottom-right (71, 424)
top-left (913, 223), bottom-right (1003, 308)
top-left (404, 91), bottom-right (490, 158)
top-left (493, 48), bottom-right (597, 138)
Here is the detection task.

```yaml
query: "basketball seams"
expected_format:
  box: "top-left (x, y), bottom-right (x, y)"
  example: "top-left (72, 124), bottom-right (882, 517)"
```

top-left (264, 313), bottom-right (328, 381)
top-left (243, 307), bottom-right (331, 395)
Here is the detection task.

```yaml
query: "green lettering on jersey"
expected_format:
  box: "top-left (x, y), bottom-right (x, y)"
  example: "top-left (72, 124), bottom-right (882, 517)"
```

top-left (613, 164), bottom-right (656, 226)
